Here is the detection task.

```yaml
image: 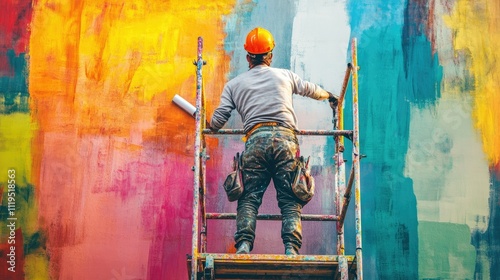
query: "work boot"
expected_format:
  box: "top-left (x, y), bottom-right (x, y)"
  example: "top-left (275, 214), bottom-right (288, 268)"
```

top-left (284, 244), bottom-right (299, 256)
top-left (236, 241), bottom-right (251, 254)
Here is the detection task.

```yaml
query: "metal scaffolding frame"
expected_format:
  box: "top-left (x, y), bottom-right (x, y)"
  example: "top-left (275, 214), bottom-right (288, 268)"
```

top-left (187, 37), bottom-right (362, 280)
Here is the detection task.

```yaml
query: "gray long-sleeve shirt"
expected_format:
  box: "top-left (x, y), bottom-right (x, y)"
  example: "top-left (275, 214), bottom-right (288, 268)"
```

top-left (210, 65), bottom-right (334, 133)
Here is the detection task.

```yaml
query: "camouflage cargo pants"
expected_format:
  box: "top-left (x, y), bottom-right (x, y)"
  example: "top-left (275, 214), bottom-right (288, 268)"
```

top-left (235, 126), bottom-right (304, 252)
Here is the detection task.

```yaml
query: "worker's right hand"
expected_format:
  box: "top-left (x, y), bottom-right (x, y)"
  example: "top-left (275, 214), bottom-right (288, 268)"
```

top-left (329, 100), bottom-right (338, 110)
top-left (327, 91), bottom-right (338, 110)
top-left (328, 97), bottom-right (338, 110)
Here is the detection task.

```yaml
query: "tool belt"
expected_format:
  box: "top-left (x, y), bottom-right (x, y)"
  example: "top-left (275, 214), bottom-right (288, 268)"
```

top-left (242, 122), bottom-right (294, 142)
top-left (291, 156), bottom-right (315, 203)
top-left (223, 152), bottom-right (244, 202)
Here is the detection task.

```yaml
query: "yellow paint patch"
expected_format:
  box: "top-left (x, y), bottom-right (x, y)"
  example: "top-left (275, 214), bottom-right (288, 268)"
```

top-left (0, 113), bottom-right (34, 186)
top-left (24, 253), bottom-right (51, 280)
top-left (30, 0), bottom-right (234, 136)
top-left (444, 0), bottom-right (500, 164)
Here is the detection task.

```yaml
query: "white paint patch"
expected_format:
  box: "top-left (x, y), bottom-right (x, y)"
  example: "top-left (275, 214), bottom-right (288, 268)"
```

top-left (405, 95), bottom-right (490, 232)
top-left (290, 0), bottom-right (351, 165)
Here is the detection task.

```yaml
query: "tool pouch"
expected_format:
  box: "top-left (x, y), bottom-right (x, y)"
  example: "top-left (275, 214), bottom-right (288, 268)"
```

top-left (223, 152), bottom-right (244, 202)
top-left (291, 156), bottom-right (315, 203)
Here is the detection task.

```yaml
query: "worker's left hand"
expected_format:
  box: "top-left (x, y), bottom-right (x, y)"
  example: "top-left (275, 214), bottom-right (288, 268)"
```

top-left (206, 120), bottom-right (217, 131)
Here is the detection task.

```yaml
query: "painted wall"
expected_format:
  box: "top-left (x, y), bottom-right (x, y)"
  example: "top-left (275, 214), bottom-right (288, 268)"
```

top-left (0, 0), bottom-right (498, 279)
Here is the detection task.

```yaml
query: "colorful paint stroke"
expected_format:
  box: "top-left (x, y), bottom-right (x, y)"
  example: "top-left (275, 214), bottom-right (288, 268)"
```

top-left (0, 1), bottom-right (37, 280)
top-left (3, 0), bottom-right (234, 279)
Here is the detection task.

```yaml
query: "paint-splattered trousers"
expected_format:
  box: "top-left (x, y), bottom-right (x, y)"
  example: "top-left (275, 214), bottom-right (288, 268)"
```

top-left (235, 125), bottom-right (305, 252)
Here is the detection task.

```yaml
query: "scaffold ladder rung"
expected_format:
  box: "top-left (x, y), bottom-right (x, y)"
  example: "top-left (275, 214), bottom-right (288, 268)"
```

top-left (188, 253), bottom-right (357, 280)
top-left (206, 213), bottom-right (340, 221)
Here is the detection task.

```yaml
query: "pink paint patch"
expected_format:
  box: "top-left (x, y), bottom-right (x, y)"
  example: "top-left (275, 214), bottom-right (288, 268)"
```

top-left (146, 157), bottom-right (194, 279)
top-left (37, 133), bottom-right (196, 279)
top-left (0, 0), bottom-right (32, 74)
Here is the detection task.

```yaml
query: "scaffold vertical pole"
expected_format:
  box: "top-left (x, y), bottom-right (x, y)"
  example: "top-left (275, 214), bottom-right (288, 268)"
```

top-left (191, 36), bottom-right (204, 280)
top-left (200, 46), bottom-right (208, 255)
top-left (351, 37), bottom-right (363, 280)
top-left (339, 255), bottom-right (349, 280)
top-left (336, 63), bottom-right (353, 257)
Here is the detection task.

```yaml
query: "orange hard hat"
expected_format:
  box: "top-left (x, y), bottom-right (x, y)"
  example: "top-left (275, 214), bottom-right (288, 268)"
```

top-left (244, 27), bottom-right (275, 54)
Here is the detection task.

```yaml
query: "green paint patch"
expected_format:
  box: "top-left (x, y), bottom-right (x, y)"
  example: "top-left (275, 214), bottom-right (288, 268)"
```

top-left (419, 221), bottom-right (475, 279)
top-left (0, 93), bottom-right (30, 114)
top-left (0, 183), bottom-right (39, 236)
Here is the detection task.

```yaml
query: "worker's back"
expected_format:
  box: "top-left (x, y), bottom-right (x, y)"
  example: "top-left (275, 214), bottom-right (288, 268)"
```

top-left (213, 65), bottom-right (326, 132)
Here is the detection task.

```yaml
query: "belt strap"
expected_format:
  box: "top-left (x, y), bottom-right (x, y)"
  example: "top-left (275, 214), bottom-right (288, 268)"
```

top-left (242, 122), bottom-right (287, 142)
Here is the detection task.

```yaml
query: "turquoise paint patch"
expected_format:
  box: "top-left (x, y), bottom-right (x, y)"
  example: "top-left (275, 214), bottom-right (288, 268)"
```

top-left (360, 38), bottom-right (419, 276)
top-left (0, 50), bottom-right (29, 114)
top-left (343, 0), bottom-right (448, 277)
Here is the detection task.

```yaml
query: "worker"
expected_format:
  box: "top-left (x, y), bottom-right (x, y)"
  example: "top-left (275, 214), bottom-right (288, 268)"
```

top-left (209, 27), bottom-right (338, 256)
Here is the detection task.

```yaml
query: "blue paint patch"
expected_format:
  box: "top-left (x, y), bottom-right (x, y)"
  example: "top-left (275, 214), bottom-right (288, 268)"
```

top-left (402, 0), bottom-right (443, 105)
top-left (221, 0), bottom-right (299, 131)
top-left (223, 0), bottom-right (298, 79)
top-left (472, 167), bottom-right (500, 279)
top-left (401, 37), bottom-right (442, 105)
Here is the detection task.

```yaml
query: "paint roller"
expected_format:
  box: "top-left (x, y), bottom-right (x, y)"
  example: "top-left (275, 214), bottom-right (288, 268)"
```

top-left (172, 94), bottom-right (196, 118)
top-left (172, 94), bottom-right (213, 129)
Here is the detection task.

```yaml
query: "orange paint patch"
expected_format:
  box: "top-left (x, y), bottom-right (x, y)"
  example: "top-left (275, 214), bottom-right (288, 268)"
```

top-left (29, 0), bottom-right (235, 278)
